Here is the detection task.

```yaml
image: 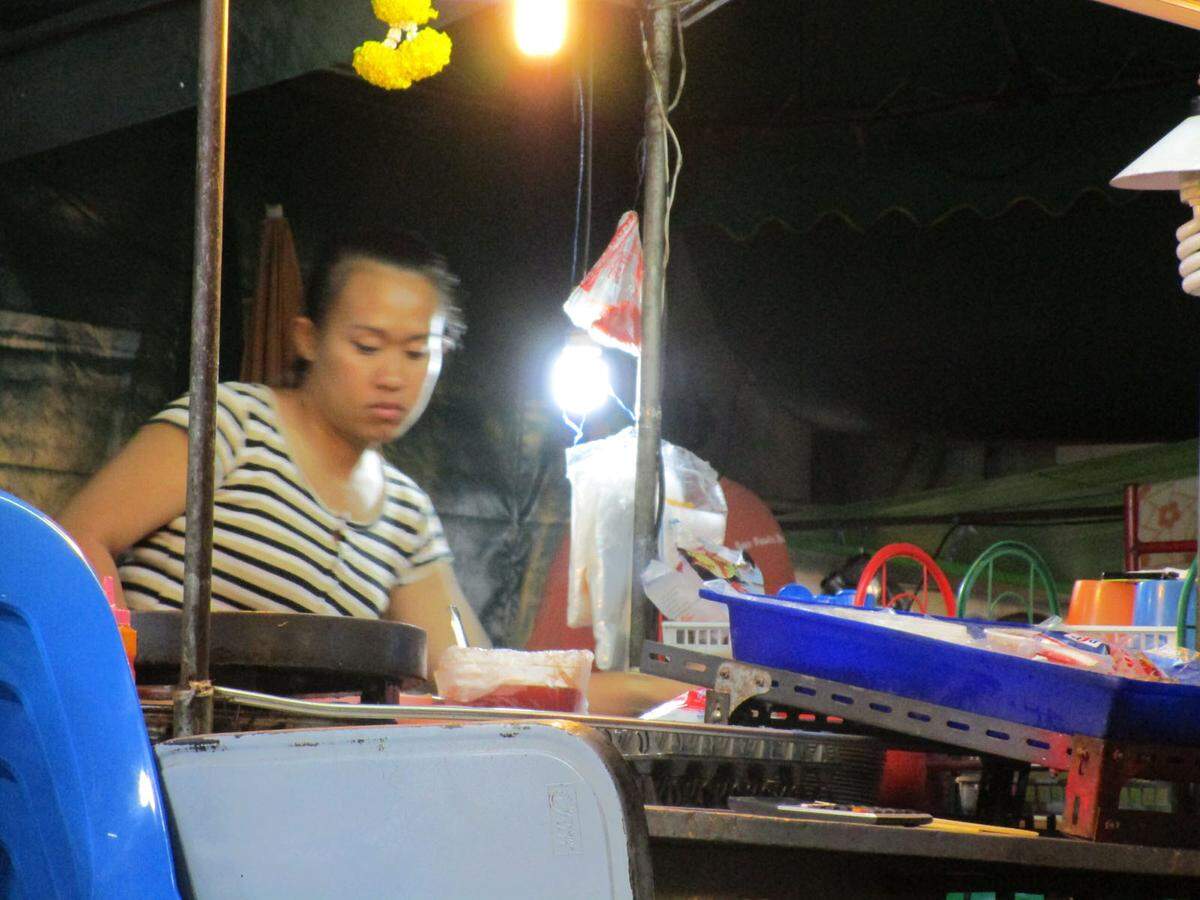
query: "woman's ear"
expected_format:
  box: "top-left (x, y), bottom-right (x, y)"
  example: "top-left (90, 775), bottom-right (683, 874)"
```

top-left (292, 317), bottom-right (318, 364)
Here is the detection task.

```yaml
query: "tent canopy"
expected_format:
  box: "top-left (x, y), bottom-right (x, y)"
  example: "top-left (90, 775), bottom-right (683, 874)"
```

top-left (5, 1), bottom-right (1200, 641)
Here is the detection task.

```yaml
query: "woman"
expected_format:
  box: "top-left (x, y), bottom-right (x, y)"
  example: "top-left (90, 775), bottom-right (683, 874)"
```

top-left (60, 228), bottom-right (490, 672)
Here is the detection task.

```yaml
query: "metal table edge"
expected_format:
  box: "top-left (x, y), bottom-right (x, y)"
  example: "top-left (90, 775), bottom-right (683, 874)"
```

top-left (644, 806), bottom-right (1200, 878)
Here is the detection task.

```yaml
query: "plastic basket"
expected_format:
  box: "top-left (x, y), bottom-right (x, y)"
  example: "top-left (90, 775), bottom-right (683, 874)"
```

top-left (661, 621), bottom-right (732, 657)
top-left (703, 588), bottom-right (1200, 745)
top-left (1049, 624), bottom-right (1177, 653)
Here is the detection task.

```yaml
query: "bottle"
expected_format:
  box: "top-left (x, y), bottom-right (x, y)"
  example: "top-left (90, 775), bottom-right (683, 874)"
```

top-left (103, 575), bottom-right (137, 676)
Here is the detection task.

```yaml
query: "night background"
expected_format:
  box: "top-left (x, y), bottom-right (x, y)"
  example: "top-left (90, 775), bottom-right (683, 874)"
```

top-left (3, 0), bottom-right (1200, 640)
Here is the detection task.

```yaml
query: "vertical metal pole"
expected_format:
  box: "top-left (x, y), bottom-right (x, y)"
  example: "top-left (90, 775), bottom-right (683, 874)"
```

top-left (629, 3), bottom-right (673, 670)
top-left (173, 0), bottom-right (228, 738)
top-left (1123, 484), bottom-right (1138, 573)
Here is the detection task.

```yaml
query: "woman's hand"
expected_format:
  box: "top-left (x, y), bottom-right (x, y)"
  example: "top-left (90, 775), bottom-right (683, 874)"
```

top-left (58, 423), bottom-right (191, 606)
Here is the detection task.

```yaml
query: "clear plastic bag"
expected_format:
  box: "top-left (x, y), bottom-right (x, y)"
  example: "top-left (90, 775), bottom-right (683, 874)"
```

top-left (563, 211), bottom-right (643, 356)
top-left (433, 647), bottom-right (593, 713)
top-left (660, 443), bottom-right (727, 568)
top-left (565, 429), bottom-right (636, 669)
top-left (565, 428), bottom-right (727, 670)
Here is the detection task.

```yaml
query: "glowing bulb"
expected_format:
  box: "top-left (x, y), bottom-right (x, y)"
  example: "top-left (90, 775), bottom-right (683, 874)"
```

top-left (552, 335), bottom-right (610, 416)
top-left (514, 0), bottom-right (568, 58)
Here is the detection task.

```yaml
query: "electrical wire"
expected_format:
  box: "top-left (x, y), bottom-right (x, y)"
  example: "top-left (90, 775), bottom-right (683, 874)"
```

top-left (639, 13), bottom-right (686, 272)
top-left (931, 522), bottom-right (962, 559)
top-left (632, 135), bottom-right (647, 210)
top-left (571, 71), bottom-right (587, 287)
top-left (669, 10), bottom-right (686, 113)
top-left (609, 385), bottom-right (636, 422)
top-left (655, 444), bottom-right (666, 535)
top-left (570, 15), bottom-right (596, 285)
top-left (583, 23), bottom-right (594, 272)
top-left (562, 411), bottom-right (586, 446)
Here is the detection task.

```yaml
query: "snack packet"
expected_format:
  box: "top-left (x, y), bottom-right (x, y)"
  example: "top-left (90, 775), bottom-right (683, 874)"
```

top-left (1109, 647), bottom-right (1169, 682)
top-left (1144, 644), bottom-right (1200, 686)
top-left (678, 539), bottom-right (764, 594)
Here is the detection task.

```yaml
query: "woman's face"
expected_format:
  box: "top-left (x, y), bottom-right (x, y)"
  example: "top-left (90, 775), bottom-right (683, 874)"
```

top-left (298, 258), bottom-right (445, 448)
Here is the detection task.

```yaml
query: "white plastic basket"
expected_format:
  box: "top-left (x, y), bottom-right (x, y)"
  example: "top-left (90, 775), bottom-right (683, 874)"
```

top-left (1048, 625), bottom-right (1177, 653)
top-left (661, 621), bottom-right (732, 657)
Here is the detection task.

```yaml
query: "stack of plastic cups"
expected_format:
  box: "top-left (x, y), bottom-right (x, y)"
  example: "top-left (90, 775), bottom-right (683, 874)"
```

top-left (1133, 578), bottom-right (1197, 651)
top-left (1065, 579), bottom-right (1135, 628)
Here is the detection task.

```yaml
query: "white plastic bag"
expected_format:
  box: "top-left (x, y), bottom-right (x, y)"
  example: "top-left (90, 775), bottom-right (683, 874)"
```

top-left (565, 429), bottom-right (636, 670)
top-left (659, 443), bottom-right (727, 568)
top-left (563, 212), bottom-right (643, 356)
top-left (565, 428), bottom-right (727, 670)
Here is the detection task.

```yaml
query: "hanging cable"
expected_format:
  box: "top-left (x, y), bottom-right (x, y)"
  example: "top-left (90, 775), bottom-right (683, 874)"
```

top-left (570, 70), bottom-right (587, 287)
top-left (570, 10), bottom-right (598, 286)
top-left (562, 411), bottom-right (586, 446)
top-left (639, 12), bottom-right (686, 272)
top-left (669, 10), bottom-right (686, 113)
top-left (609, 385), bottom-right (637, 422)
top-left (632, 135), bottom-right (647, 211)
top-left (582, 20), bottom-right (595, 273)
top-left (654, 441), bottom-right (666, 534)
top-left (932, 522), bottom-right (962, 559)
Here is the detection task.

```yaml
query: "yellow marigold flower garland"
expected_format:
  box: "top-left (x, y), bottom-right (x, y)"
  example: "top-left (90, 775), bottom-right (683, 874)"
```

top-left (372, 0), bottom-right (437, 27)
top-left (353, 0), bottom-right (451, 91)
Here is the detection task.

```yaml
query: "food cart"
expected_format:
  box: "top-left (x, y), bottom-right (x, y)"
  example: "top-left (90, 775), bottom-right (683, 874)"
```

top-left (8, 0), bottom-right (1200, 897)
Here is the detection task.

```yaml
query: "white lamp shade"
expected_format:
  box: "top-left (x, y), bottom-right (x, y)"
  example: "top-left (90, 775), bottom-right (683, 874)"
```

top-left (1111, 114), bottom-right (1200, 190)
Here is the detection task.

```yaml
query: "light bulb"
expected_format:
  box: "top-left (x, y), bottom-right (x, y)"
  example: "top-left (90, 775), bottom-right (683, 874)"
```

top-left (514, 0), bottom-right (568, 58)
top-left (551, 336), bottom-right (610, 416)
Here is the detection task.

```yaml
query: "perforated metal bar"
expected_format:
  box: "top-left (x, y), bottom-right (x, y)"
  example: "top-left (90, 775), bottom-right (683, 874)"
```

top-left (641, 642), bottom-right (1073, 769)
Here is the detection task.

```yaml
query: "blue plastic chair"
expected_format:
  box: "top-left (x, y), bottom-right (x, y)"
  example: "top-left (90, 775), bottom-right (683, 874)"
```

top-left (0, 490), bottom-right (177, 898)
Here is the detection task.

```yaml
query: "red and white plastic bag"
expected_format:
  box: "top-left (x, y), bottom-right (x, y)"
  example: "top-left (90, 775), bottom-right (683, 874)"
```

top-left (563, 211), bottom-right (643, 356)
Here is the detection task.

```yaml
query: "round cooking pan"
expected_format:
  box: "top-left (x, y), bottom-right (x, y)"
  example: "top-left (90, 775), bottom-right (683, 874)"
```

top-left (131, 611), bottom-right (426, 701)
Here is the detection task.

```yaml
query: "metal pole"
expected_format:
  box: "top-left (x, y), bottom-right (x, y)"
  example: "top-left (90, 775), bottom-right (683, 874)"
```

top-left (173, 0), bottom-right (228, 738)
top-left (1123, 484), bottom-right (1139, 572)
top-left (629, 3), bottom-right (673, 670)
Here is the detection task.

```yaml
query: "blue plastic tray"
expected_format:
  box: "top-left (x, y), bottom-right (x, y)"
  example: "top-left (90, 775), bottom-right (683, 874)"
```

top-left (703, 588), bottom-right (1200, 746)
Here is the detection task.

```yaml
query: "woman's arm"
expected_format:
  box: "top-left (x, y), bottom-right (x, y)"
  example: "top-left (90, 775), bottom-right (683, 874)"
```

top-left (386, 560), bottom-right (491, 677)
top-left (57, 423), bottom-right (191, 606)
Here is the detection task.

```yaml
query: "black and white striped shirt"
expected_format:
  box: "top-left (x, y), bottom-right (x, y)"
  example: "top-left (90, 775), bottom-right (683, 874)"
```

top-left (120, 382), bottom-right (451, 617)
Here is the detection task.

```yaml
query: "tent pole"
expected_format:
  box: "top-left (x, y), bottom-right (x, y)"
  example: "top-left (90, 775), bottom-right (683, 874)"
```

top-left (173, 0), bottom-right (228, 738)
top-left (629, 2), bottom-right (673, 670)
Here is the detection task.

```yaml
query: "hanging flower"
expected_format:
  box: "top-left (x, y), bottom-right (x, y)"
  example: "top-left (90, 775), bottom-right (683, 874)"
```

top-left (353, 28), bottom-right (452, 90)
top-left (371, 0), bottom-right (438, 27)
top-left (354, 0), bottom-right (451, 90)
top-left (354, 41), bottom-right (415, 90)
top-left (398, 28), bottom-right (452, 78)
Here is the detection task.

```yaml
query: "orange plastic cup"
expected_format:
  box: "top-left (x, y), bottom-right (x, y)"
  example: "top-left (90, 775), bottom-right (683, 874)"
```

top-left (1065, 579), bottom-right (1135, 626)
